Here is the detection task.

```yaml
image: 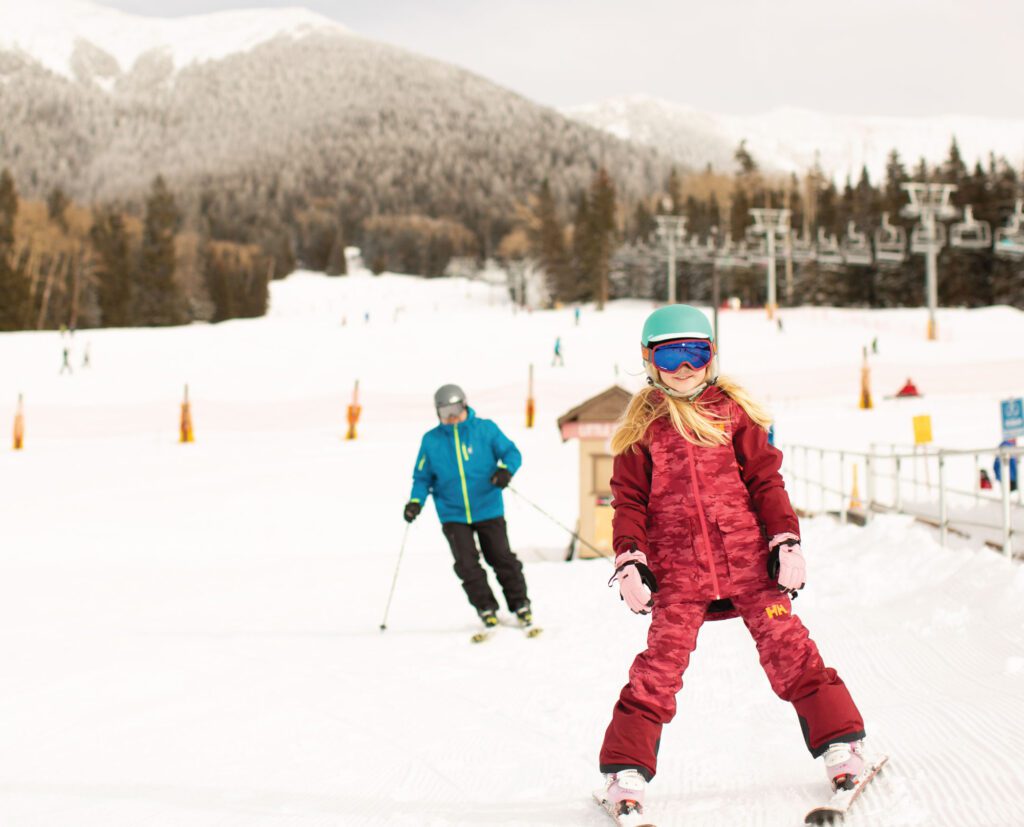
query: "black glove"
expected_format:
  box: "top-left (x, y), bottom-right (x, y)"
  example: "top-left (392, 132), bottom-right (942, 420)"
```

top-left (403, 501), bottom-right (422, 523)
top-left (490, 468), bottom-right (512, 488)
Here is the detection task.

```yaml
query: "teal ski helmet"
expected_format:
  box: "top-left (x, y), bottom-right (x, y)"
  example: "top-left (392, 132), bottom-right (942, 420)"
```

top-left (640, 304), bottom-right (718, 399)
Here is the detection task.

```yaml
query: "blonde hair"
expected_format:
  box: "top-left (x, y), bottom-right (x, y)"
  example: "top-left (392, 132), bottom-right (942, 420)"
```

top-left (610, 375), bottom-right (772, 455)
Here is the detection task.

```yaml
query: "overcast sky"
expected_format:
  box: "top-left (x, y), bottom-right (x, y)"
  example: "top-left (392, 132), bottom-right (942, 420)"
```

top-left (101, 0), bottom-right (1024, 118)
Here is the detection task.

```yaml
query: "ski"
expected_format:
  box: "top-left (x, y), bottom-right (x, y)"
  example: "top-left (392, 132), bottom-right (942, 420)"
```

top-left (470, 623), bottom-right (542, 643)
top-left (517, 616), bottom-right (543, 638)
top-left (804, 755), bottom-right (888, 824)
top-left (593, 791), bottom-right (655, 826)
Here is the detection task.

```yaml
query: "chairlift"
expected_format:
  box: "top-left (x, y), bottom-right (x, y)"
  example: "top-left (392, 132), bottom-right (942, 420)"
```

top-left (950, 205), bottom-right (992, 251)
top-left (816, 227), bottom-right (844, 267)
top-left (841, 221), bottom-right (873, 266)
top-left (714, 237), bottom-right (739, 270)
top-left (789, 231), bottom-right (816, 263)
top-left (747, 236), bottom-right (770, 267)
top-left (910, 221), bottom-right (947, 255)
top-left (715, 237), bottom-right (752, 269)
top-left (733, 240), bottom-right (751, 268)
top-left (874, 212), bottom-right (907, 266)
top-left (994, 199), bottom-right (1024, 260)
top-left (681, 235), bottom-right (714, 265)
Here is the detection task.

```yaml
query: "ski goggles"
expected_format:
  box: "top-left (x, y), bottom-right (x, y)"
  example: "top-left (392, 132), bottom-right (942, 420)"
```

top-left (643, 339), bottom-right (715, 373)
top-left (437, 401), bottom-right (466, 420)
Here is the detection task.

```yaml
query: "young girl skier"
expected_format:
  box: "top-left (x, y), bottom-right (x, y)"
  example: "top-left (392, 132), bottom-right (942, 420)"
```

top-left (596, 305), bottom-right (867, 824)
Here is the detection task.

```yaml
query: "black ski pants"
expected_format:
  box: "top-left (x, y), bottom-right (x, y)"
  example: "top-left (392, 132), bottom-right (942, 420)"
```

top-left (441, 517), bottom-right (529, 614)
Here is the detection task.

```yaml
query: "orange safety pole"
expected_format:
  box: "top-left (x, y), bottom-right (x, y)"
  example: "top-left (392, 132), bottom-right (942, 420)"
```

top-left (858, 346), bottom-right (873, 410)
top-left (525, 364), bottom-right (535, 428)
top-left (346, 380), bottom-right (361, 440)
top-left (180, 384), bottom-right (194, 443)
top-left (13, 393), bottom-right (24, 450)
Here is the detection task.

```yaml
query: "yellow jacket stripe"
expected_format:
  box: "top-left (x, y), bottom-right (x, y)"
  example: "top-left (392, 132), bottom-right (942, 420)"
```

top-left (453, 423), bottom-right (473, 522)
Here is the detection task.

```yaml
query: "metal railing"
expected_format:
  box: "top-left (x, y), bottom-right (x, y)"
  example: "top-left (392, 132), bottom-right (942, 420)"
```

top-left (780, 442), bottom-right (1023, 559)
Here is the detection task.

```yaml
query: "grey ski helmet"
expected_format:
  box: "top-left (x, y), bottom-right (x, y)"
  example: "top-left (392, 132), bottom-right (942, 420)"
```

top-left (434, 384), bottom-right (467, 417)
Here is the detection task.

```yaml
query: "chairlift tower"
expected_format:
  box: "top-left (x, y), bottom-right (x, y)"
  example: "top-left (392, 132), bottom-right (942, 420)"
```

top-left (748, 208), bottom-right (791, 318)
top-left (901, 183), bottom-right (958, 341)
top-left (655, 212), bottom-right (687, 305)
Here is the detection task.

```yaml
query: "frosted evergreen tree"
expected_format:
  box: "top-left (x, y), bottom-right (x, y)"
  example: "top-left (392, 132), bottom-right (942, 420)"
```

top-left (136, 176), bottom-right (187, 326)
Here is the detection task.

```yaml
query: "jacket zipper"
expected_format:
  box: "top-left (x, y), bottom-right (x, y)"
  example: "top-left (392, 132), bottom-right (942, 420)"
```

top-left (685, 439), bottom-right (722, 599)
top-left (453, 423), bottom-right (473, 523)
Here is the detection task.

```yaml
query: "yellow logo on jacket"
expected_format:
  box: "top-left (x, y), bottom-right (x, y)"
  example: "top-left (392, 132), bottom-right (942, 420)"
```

top-left (765, 603), bottom-right (789, 620)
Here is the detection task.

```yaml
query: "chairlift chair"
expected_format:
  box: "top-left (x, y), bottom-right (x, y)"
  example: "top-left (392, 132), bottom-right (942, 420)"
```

top-left (994, 199), bottom-right (1024, 260)
top-left (816, 227), bottom-right (844, 267)
top-left (789, 231), bottom-right (817, 263)
top-left (950, 205), bottom-right (992, 250)
top-left (715, 237), bottom-right (739, 270)
top-left (910, 221), bottom-right (947, 255)
top-left (683, 235), bottom-right (714, 265)
top-left (874, 212), bottom-right (908, 266)
top-left (733, 240), bottom-right (752, 268)
top-left (841, 221), bottom-right (873, 266)
top-left (747, 236), bottom-right (770, 267)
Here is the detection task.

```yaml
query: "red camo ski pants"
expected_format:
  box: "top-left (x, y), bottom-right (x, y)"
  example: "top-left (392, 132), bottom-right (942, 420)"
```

top-left (599, 585), bottom-right (865, 780)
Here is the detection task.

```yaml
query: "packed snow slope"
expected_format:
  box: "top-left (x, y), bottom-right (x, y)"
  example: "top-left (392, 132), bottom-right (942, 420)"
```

top-left (1, 268), bottom-right (1023, 826)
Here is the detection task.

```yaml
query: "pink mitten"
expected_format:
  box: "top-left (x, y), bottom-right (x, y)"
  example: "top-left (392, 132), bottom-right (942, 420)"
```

top-left (769, 532), bottom-right (806, 592)
top-left (608, 547), bottom-right (658, 614)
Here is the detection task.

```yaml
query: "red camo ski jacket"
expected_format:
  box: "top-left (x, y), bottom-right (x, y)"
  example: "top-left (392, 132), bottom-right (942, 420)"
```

top-left (610, 386), bottom-right (799, 605)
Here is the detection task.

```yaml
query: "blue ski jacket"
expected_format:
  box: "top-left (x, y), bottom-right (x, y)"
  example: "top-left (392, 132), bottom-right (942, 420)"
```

top-left (409, 408), bottom-right (522, 525)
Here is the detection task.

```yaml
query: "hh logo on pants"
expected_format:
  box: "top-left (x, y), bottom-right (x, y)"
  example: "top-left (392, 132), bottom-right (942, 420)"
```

top-left (765, 603), bottom-right (789, 619)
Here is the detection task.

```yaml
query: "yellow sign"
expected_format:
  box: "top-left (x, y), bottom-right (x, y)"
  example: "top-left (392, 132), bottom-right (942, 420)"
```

top-left (913, 415), bottom-right (933, 445)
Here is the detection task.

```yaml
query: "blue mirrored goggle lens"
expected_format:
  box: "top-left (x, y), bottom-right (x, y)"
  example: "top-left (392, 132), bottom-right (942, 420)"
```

top-left (651, 341), bottom-right (713, 372)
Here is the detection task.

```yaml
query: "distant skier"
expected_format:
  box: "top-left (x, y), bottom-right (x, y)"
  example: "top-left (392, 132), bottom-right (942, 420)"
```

top-left (59, 346), bottom-right (73, 375)
top-left (82, 342), bottom-right (91, 369)
top-left (994, 439), bottom-right (1019, 492)
top-left (595, 305), bottom-right (868, 825)
top-left (403, 384), bottom-right (533, 631)
top-left (574, 306), bottom-right (581, 326)
top-left (552, 336), bottom-right (564, 366)
top-left (979, 468), bottom-right (993, 490)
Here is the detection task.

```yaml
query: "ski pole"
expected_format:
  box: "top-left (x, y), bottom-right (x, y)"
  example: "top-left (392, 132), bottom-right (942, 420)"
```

top-left (379, 523), bottom-right (412, 632)
top-left (506, 485), bottom-right (612, 561)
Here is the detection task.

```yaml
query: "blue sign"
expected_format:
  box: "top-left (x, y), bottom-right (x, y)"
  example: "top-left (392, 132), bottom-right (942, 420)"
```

top-left (1002, 398), bottom-right (1024, 439)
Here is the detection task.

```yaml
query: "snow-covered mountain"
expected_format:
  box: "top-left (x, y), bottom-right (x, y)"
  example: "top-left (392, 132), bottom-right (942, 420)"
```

top-left (0, 0), bottom-right (346, 82)
top-left (0, 0), bottom-right (667, 229)
top-left (566, 95), bottom-right (1024, 182)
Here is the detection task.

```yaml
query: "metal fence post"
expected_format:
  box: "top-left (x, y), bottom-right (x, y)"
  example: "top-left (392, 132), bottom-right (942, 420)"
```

top-left (839, 451), bottom-right (847, 524)
top-left (1001, 450), bottom-right (1013, 558)
top-left (819, 448), bottom-right (826, 515)
top-left (938, 452), bottom-right (948, 546)
top-left (864, 453), bottom-right (874, 524)
top-left (894, 455), bottom-right (903, 512)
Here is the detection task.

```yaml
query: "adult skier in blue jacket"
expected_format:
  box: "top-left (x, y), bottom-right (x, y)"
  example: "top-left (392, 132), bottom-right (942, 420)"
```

top-left (404, 384), bottom-right (532, 629)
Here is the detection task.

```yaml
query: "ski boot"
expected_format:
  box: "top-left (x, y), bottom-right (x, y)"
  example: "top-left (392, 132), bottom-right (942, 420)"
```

top-left (478, 609), bottom-right (499, 628)
top-left (822, 740), bottom-right (865, 791)
top-left (514, 602), bottom-right (533, 627)
top-left (598, 768), bottom-right (650, 825)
